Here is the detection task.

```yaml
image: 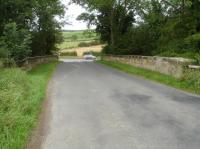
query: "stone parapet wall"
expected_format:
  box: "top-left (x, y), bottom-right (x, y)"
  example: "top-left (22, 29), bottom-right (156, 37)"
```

top-left (22, 55), bottom-right (58, 70)
top-left (103, 55), bottom-right (192, 78)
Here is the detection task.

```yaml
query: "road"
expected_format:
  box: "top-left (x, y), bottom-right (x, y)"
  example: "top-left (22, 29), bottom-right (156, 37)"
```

top-left (29, 61), bottom-right (200, 149)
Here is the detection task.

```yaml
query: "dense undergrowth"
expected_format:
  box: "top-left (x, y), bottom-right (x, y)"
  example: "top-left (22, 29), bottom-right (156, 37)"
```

top-left (0, 62), bottom-right (58, 149)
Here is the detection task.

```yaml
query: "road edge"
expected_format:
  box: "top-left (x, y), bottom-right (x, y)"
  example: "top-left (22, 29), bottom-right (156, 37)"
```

top-left (26, 78), bottom-right (54, 149)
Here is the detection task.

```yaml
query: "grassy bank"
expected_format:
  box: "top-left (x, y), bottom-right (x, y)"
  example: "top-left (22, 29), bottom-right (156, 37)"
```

top-left (0, 62), bottom-right (58, 149)
top-left (99, 60), bottom-right (200, 95)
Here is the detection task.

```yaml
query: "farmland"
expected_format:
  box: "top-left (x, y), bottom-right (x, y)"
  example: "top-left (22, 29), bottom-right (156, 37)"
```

top-left (61, 45), bottom-right (104, 57)
top-left (58, 30), bottom-right (101, 50)
top-left (58, 30), bottom-right (103, 57)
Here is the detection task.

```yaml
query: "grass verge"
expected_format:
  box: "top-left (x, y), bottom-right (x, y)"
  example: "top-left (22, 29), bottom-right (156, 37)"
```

top-left (99, 60), bottom-right (200, 95)
top-left (0, 62), bottom-right (58, 149)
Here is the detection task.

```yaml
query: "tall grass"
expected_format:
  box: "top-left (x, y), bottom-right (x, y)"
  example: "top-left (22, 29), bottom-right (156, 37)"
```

top-left (0, 62), bottom-right (58, 149)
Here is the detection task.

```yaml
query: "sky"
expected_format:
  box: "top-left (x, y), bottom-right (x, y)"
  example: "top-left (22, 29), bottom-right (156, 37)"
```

top-left (60, 0), bottom-right (91, 30)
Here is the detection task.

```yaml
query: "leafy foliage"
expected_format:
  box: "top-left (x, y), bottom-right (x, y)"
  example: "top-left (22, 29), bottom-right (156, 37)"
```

top-left (0, 23), bottom-right (31, 64)
top-left (0, 0), bottom-right (65, 66)
top-left (60, 51), bottom-right (77, 56)
top-left (78, 41), bottom-right (100, 47)
top-left (73, 0), bottom-right (200, 58)
top-left (83, 51), bottom-right (102, 56)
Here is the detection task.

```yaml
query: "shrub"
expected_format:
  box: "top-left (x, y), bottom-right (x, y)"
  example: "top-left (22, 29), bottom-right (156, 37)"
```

top-left (194, 53), bottom-right (200, 65)
top-left (102, 44), bottom-right (132, 55)
top-left (0, 47), bottom-right (15, 67)
top-left (158, 49), bottom-right (197, 59)
top-left (0, 60), bottom-right (3, 68)
top-left (0, 22), bottom-right (32, 65)
top-left (78, 41), bottom-right (100, 47)
top-left (0, 46), bottom-right (9, 58)
top-left (78, 42), bottom-right (88, 47)
top-left (83, 51), bottom-right (102, 57)
top-left (181, 69), bottom-right (200, 93)
top-left (102, 45), bottom-right (113, 54)
top-left (60, 51), bottom-right (77, 56)
top-left (70, 35), bottom-right (78, 41)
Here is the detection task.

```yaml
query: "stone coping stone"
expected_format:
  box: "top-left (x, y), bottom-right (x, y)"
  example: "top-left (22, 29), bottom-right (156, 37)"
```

top-left (188, 65), bottom-right (200, 69)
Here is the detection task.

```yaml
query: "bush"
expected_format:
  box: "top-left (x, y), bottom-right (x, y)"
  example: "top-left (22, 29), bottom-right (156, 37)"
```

top-left (78, 41), bottom-right (100, 47)
top-left (78, 42), bottom-right (88, 47)
top-left (194, 53), bottom-right (200, 65)
top-left (102, 45), bottom-right (114, 54)
top-left (83, 51), bottom-right (102, 57)
top-left (60, 51), bottom-right (77, 56)
top-left (70, 35), bottom-right (78, 41)
top-left (158, 49), bottom-right (197, 59)
top-left (182, 69), bottom-right (200, 93)
top-left (0, 47), bottom-right (15, 67)
top-left (0, 46), bottom-right (9, 58)
top-left (102, 45), bottom-right (130, 55)
top-left (1, 58), bottom-right (16, 68)
top-left (0, 22), bottom-right (32, 65)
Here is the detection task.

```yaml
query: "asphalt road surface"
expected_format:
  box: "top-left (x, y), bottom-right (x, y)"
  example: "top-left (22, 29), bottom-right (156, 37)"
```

top-left (30, 61), bottom-right (200, 149)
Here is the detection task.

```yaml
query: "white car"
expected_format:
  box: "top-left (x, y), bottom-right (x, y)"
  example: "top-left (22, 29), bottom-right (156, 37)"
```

top-left (83, 54), bottom-right (97, 60)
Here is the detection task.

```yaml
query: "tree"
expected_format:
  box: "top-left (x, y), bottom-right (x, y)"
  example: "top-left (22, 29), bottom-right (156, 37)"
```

top-left (30, 0), bottom-right (65, 55)
top-left (72, 0), bottom-right (135, 53)
top-left (0, 0), bottom-right (65, 64)
top-left (73, 0), bottom-right (200, 57)
top-left (0, 22), bottom-right (31, 65)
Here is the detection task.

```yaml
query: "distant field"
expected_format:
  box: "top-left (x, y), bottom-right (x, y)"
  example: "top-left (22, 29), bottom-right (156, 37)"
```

top-left (58, 30), bottom-right (100, 49)
top-left (60, 45), bottom-right (104, 57)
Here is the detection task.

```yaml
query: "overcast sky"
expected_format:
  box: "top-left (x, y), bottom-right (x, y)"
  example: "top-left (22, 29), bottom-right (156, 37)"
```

top-left (60, 0), bottom-right (90, 30)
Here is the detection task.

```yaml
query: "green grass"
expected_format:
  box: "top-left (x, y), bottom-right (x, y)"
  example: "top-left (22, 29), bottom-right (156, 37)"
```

top-left (0, 62), bottom-right (58, 149)
top-left (58, 31), bottom-right (100, 49)
top-left (99, 60), bottom-right (200, 95)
